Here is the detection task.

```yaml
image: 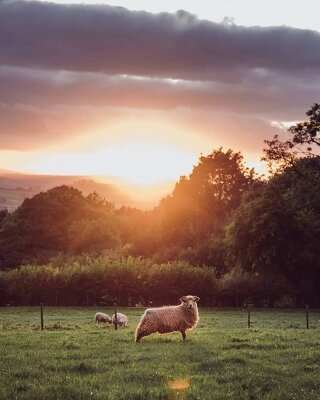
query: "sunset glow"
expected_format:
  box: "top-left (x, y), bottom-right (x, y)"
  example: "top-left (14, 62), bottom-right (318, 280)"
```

top-left (1, 4), bottom-right (320, 397)
top-left (1, 0), bottom-right (319, 202)
top-left (18, 141), bottom-right (197, 186)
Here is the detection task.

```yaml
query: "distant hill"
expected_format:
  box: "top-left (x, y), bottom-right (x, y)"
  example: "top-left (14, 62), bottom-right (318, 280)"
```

top-left (0, 172), bottom-right (88, 211)
top-left (72, 179), bottom-right (138, 207)
top-left (0, 168), bottom-right (20, 174)
top-left (0, 171), bottom-right (169, 211)
top-left (0, 172), bottom-right (82, 190)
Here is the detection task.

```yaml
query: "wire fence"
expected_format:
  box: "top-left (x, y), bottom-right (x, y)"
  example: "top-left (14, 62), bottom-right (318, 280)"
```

top-left (201, 306), bottom-right (320, 330)
top-left (1, 305), bottom-right (320, 331)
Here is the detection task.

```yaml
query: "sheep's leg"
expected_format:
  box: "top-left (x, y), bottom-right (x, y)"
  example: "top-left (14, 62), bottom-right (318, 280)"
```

top-left (180, 330), bottom-right (186, 340)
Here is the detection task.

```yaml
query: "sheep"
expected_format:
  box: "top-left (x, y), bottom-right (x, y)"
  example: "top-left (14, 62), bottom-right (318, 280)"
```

top-left (112, 312), bottom-right (128, 327)
top-left (94, 312), bottom-right (112, 324)
top-left (135, 295), bottom-right (200, 343)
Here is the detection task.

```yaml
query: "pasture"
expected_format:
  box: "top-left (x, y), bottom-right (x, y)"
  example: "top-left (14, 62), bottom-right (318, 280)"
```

top-left (1, 307), bottom-right (320, 400)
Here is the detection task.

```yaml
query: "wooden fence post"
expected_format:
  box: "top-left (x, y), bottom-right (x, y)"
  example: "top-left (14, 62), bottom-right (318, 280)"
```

top-left (306, 304), bottom-right (309, 329)
top-left (247, 303), bottom-right (252, 329)
top-left (40, 303), bottom-right (44, 330)
top-left (114, 303), bottom-right (118, 330)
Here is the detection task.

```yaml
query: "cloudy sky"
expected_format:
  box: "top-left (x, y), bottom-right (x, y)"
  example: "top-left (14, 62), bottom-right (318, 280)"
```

top-left (1, 0), bottom-right (320, 186)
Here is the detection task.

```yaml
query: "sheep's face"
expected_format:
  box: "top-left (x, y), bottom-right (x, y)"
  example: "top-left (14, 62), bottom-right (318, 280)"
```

top-left (180, 295), bottom-right (200, 310)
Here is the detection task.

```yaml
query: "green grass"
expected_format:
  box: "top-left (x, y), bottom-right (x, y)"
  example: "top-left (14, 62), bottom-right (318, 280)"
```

top-left (1, 307), bottom-right (320, 400)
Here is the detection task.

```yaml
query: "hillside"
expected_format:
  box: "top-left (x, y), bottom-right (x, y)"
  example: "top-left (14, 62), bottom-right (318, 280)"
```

top-left (0, 171), bottom-right (161, 211)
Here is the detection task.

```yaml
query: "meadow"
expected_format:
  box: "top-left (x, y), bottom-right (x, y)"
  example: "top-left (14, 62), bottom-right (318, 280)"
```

top-left (1, 307), bottom-right (320, 400)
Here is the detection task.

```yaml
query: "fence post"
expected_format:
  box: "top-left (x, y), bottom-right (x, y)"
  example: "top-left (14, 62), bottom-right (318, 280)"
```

top-left (247, 303), bottom-right (252, 329)
top-left (114, 303), bottom-right (118, 330)
top-left (40, 303), bottom-right (44, 330)
top-left (306, 304), bottom-right (309, 329)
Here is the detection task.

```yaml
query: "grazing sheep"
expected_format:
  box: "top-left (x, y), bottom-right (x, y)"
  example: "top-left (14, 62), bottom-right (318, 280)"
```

top-left (135, 295), bottom-right (200, 343)
top-left (94, 312), bottom-right (112, 324)
top-left (112, 312), bottom-right (128, 327)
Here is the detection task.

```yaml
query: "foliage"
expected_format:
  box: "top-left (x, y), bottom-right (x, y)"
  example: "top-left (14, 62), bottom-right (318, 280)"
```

top-left (262, 103), bottom-right (320, 174)
top-left (0, 124), bottom-right (320, 306)
top-left (141, 148), bottom-right (256, 268)
top-left (0, 186), bottom-right (119, 268)
top-left (0, 257), bottom-right (217, 306)
top-left (225, 157), bottom-right (320, 305)
top-left (289, 103), bottom-right (320, 147)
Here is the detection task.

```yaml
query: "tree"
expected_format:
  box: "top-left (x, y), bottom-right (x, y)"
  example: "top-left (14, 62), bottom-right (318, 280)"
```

top-left (262, 103), bottom-right (320, 174)
top-left (289, 103), bottom-right (320, 147)
top-left (148, 148), bottom-right (256, 267)
top-left (67, 218), bottom-right (119, 253)
top-left (188, 148), bottom-right (256, 215)
top-left (0, 186), bottom-right (119, 269)
top-left (225, 157), bottom-right (320, 305)
top-left (0, 209), bottom-right (9, 225)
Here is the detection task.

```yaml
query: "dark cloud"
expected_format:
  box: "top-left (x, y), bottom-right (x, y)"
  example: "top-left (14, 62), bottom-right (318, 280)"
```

top-left (0, 1), bottom-right (320, 80)
top-left (0, 1), bottom-right (319, 153)
top-left (1, 67), bottom-right (319, 120)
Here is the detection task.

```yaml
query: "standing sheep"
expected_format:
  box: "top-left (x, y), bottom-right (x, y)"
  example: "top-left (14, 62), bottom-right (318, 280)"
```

top-left (94, 312), bottom-right (112, 324)
top-left (112, 312), bottom-right (128, 327)
top-left (135, 295), bottom-right (200, 343)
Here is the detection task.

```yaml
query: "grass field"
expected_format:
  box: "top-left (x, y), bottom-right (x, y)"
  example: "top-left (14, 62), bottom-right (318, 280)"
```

top-left (1, 307), bottom-right (320, 400)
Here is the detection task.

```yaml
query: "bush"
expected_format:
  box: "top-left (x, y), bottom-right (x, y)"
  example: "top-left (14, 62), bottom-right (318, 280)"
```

top-left (0, 256), bottom-right (218, 306)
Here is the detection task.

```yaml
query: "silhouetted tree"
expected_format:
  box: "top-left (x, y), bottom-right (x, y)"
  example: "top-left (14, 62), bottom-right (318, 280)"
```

top-left (0, 209), bottom-right (9, 225)
top-left (147, 148), bottom-right (256, 268)
top-left (225, 157), bottom-right (320, 305)
top-left (0, 186), bottom-right (119, 269)
top-left (262, 103), bottom-right (320, 174)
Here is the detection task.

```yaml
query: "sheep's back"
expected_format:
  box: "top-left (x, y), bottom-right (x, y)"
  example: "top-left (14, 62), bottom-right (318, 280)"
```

top-left (143, 306), bottom-right (188, 330)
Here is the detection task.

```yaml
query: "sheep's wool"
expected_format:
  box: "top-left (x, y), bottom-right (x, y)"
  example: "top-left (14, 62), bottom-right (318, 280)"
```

top-left (95, 312), bottom-right (112, 323)
top-left (112, 312), bottom-right (128, 327)
top-left (135, 296), bottom-right (199, 342)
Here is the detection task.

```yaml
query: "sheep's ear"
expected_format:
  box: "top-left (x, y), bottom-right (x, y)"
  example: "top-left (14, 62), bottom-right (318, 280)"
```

top-left (180, 296), bottom-right (187, 303)
top-left (194, 296), bottom-right (200, 302)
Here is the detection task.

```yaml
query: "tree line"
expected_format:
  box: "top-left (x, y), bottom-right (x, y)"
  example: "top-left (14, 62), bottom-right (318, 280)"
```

top-left (0, 104), bottom-right (319, 307)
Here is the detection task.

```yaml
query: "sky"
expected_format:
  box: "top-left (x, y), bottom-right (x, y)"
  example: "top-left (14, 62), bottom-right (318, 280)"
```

top-left (1, 0), bottom-right (320, 189)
